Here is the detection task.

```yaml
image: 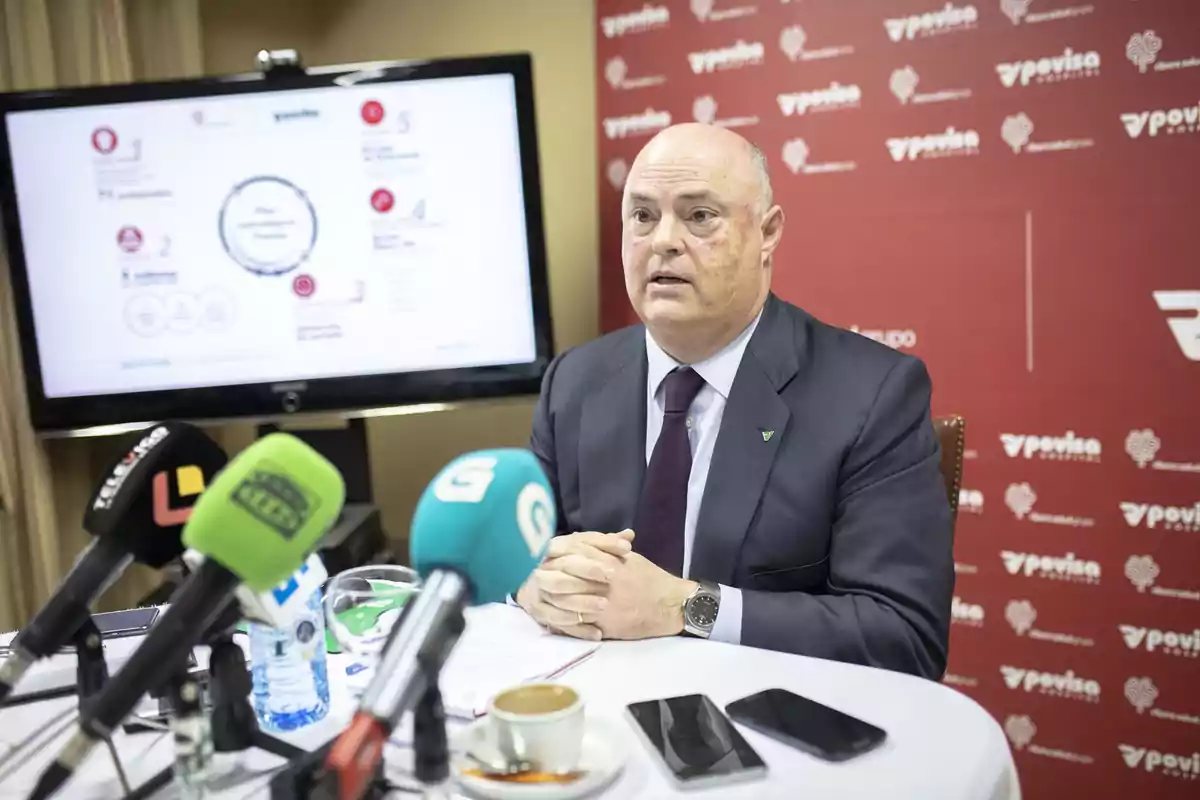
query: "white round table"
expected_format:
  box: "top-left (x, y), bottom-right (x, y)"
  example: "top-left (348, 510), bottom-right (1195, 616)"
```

top-left (0, 606), bottom-right (1019, 799)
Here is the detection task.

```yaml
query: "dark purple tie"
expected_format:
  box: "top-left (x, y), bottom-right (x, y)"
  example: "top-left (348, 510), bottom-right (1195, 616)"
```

top-left (634, 367), bottom-right (707, 576)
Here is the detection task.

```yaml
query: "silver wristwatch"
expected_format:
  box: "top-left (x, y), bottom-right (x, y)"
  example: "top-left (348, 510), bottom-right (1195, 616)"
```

top-left (682, 581), bottom-right (721, 638)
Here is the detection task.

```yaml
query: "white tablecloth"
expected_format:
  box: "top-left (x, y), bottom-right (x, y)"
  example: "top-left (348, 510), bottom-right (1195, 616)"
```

top-left (0, 605), bottom-right (1019, 799)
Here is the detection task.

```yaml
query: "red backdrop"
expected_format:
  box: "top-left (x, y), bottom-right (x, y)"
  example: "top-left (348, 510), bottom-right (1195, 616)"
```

top-left (595, 1), bottom-right (1199, 797)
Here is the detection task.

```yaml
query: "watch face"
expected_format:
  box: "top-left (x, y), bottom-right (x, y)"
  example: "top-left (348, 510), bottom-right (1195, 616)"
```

top-left (687, 594), bottom-right (720, 628)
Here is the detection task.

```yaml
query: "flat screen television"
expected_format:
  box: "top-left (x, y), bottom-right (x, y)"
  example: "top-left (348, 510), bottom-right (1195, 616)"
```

top-left (0, 53), bottom-right (553, 433)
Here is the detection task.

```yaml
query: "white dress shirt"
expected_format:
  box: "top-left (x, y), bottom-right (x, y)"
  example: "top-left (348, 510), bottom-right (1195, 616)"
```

top-left (644, 309), bottom-right (763, 644)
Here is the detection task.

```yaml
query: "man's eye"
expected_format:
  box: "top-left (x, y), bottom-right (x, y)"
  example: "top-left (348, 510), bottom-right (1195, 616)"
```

top-left (632, 209), bottom-right (653, 223)
top-left (689, 210), bottom-right (716, 223)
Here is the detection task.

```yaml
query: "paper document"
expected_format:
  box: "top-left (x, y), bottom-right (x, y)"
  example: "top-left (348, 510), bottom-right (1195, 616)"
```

top-left (438, 603), bottom-right (600, 717)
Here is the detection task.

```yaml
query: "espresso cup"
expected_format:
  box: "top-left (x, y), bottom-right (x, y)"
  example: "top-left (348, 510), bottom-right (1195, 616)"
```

top-left (488, 683), bottom-right (585, 774)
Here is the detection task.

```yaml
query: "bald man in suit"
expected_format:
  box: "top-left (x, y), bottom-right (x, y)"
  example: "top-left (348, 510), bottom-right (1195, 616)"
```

top-left (514, 123), bottom-right (954, 679)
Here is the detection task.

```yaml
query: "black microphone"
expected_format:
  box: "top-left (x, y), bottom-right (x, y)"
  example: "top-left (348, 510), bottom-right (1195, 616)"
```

top-left (28, 433), bottom-right (345, 800)
top-left (0, 421), bottom-right (227, 706)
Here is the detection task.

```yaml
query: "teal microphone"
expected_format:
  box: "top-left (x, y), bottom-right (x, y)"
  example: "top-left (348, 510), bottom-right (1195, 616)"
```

top-left (325, 448), bottom-right (556, 800)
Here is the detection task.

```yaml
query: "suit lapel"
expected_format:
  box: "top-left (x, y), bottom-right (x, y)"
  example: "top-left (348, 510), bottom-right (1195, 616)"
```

top-left (579, 334), bottom-right (647, 533)
top-left (691, 296), bottom-right (800, 585)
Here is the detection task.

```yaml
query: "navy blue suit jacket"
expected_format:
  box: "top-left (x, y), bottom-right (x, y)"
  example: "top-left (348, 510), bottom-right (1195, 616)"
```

top-left (530, 294), bottom-right (954, 679)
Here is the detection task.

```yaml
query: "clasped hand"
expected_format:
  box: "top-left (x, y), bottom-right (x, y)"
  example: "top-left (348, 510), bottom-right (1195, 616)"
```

top-left (515, 530), bottom-right (696, 641)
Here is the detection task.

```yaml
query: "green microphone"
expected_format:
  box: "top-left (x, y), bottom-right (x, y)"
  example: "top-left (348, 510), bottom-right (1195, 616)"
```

top-left (29, 432), bottom-right (345, 800)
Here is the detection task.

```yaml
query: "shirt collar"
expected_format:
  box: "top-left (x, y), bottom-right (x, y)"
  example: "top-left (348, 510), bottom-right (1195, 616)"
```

top-left (645, 307), bottom-right (764, 402)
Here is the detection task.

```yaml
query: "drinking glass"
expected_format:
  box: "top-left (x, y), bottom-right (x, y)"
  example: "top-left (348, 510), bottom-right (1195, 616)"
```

top-left (324, 565), bottom-right (421, 700)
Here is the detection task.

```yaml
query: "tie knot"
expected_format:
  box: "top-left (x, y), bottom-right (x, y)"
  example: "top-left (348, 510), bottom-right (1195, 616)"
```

top-left (662, 367), bottom-right (706, 414)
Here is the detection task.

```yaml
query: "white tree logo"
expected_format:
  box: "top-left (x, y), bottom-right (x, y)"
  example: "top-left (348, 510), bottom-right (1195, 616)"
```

top-left (1124, 677), bottom-right (1158, 714)
top-left (1124, 555), bottom-right (1160, 593)
top-left (1124, 429), bottom-right (1160, 468)
top-left (693, 95), bottom-right (718, 125)
top-left (890, 67), bottom-right (919, 104)
top-left (1005, 600), bottom-right (1037, 636)
top-left (1004, 715), bottom-right (1036, 749)
top-left (605, 57), bottom-right (628, 89)
top-left (782, 138), bottom-right (810, 174)
top-left (1001, 0), bottom-right (1031, 25)
top-left (1005, 483), bottom-right (1037, 519)
top-left (606, 158), bottom-right (629, 191)
top-left (1126, 31), bottom-right (1163, 73)
top-left (780, 26), bottom-right (807, 62)
top-left (1002, 113), bottom-right (1034, 153)
top-left (691, 0), bottom-right (714, 22)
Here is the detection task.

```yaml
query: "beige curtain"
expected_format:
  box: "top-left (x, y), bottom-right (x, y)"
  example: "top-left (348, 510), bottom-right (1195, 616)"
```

top-left (0, 0), bottom-right (203, 632)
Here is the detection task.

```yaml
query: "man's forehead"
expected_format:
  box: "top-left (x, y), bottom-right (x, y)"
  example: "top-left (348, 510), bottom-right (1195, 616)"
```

top-left (626, 158), bottom-right (750, 204)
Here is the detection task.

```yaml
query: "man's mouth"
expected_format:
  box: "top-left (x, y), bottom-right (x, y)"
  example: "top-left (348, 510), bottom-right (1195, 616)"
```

top-left (649, 273), bottom-right (688, 285)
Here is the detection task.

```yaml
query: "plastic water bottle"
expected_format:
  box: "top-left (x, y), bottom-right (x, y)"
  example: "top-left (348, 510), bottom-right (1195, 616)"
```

top-left (249, 587), bottom-right (331, 732)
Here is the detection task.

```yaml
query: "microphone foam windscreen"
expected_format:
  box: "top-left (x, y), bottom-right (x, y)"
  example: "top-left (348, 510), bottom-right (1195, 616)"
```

top-left (84, 421), bottom-right (229, 568)
top-left (182, 432), bottom-right (345, 592)
top-left (409, 448), bottom-right (555, 605)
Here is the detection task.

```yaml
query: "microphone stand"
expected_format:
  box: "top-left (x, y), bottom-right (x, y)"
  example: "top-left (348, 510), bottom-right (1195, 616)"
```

top-left (72, 615), bottom-right (110, 702)
top-left (412, 678), bottom-right (451, 798)
top-left (0, 611), bottom-right (110, 708)
top-left (124, 612), bottom-right (305, 800)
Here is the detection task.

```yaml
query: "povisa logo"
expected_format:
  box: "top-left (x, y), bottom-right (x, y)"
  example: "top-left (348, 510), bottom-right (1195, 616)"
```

top-left (602, 109), bottom-right (672, 140)
top-left (93, 425), bottom-right (172, 510)
top-left (692, 96), bottom-right (758, 129)
top-left (600, 4), bottom-right (669, 38)
top-left (849, 326), bottom-right (916, 349)
top-left (996, 47), bottom-right (1100, 88)
top-left (1119, 625), bottom-right (1200, 658)
top-left (777, 82), bottom-right (862, 116)
top-left (1001, 0), bottom-right (1094, 26)
top-left (958, 488), bottom-right (984, 513)
top-left (1122, 102), bottom-right (1200, 138)
top-left (1120, 501), bottom-right (1200, 532)
top-left (1119, 744), bottom-right (1200, 779)
top-left (884, 3), bottom-right (978, 43)
top-left (780, 138), bottom-right (857, 176)
top-left (951, 596), bottom-right (984, 627)
top-left (1153, 291), bottom-right (1200, 361)
top-left (886, 127), bottom-right (979, 161)
top-left (1000, 665), bottom-right (1101, 702)
top-left (1000, 431), bottom-right (1101, 461)
top-left (1001, 550), bottom-right (1101, 583)
top-left (688, 40), bottom-right (765, 74)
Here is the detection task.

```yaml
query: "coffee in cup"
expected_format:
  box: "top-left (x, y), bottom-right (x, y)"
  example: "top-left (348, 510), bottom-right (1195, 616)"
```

top-left (488, 683), bottom-right (585, 773)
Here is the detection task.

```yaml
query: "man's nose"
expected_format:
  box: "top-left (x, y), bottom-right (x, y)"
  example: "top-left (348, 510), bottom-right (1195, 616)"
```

top-left (650, 215), bottom-right (684, 258)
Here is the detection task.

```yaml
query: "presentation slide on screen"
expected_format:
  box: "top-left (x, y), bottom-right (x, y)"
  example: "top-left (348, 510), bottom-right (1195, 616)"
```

top-left (5, 74), bottom-right (538, 398)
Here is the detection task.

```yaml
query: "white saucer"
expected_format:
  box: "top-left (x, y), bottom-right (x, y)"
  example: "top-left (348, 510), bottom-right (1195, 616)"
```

top-left (451, 715), bottom-right (626, 800)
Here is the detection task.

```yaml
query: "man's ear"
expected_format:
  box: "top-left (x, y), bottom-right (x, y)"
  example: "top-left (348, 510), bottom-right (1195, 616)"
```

top-left (760, 205), bottom-right (784, 267)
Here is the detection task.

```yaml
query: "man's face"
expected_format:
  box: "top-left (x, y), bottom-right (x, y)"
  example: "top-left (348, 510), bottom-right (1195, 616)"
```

top-left (621, 144), bottom-right (769, 338)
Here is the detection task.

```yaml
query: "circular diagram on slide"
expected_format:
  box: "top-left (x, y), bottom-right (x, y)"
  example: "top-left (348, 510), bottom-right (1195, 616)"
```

top-left (124, 295), bottom-right (167, 338)
top-left (219, 176), bottom-right (317, 276)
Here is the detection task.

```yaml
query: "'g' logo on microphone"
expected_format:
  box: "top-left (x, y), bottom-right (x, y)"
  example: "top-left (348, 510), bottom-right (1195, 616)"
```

top-left (516, 483), bottom-right (554, 558)
top-left (434, 456), bottom-right (498, 503)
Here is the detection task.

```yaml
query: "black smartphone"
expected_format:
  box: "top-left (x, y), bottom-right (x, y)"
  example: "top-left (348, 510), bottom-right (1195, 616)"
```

top-left (93, 607), bottom-right (160, 639)
top-left (626, 694), bottom-right (767, 790)
top-left (725, 688), bottom-right (887, 762)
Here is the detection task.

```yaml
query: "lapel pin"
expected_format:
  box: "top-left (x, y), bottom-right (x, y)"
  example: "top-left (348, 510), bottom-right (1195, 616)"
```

top-left (761, 430), bottom-right (775, 442)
